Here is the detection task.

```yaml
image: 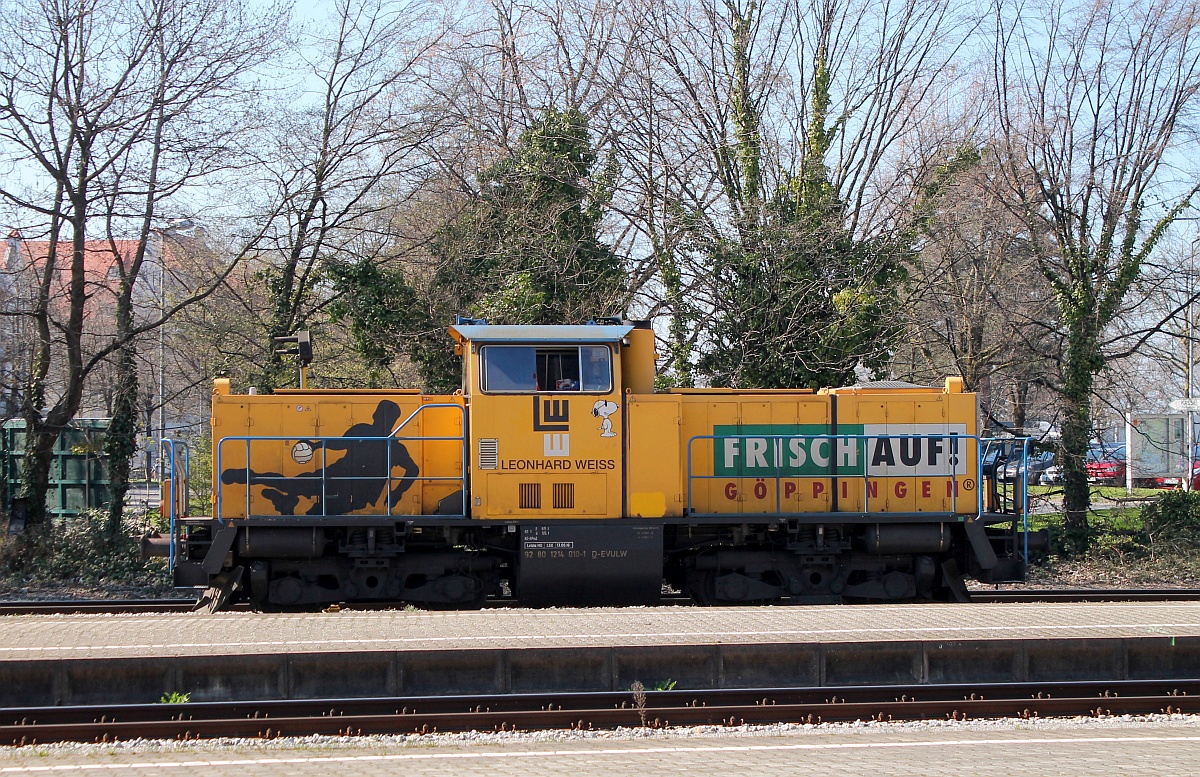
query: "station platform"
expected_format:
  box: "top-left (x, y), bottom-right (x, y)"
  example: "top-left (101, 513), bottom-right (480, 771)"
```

top-left (2, 721), bottom-right (1199, 777)
top-left (2, 602), bottom-right (1200, 706)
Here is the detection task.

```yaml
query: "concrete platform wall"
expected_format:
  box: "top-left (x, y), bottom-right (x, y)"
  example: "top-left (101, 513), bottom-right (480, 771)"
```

top-left (3, 636), bottom-right (1200, 706)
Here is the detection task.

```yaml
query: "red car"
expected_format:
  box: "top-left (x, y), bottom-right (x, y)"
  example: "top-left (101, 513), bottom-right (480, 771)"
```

top-left (1085, 446), bottom-right (1126, 485)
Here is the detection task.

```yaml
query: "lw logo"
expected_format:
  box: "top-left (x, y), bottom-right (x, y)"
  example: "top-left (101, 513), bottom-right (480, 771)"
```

top-left (533, 397), bottom-right (569, 431)
top-left (544, 433), bottom-right (570, 456)
top-left (534, 397), bottom-right (570, 456)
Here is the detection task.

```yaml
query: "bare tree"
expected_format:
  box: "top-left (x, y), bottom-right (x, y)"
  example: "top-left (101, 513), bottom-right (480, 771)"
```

top-left (783, 0), bottom-right (979, 237)
top-left (231, 0), bottom-right (446, 392)
top-left (0, 0), bottom-right (282, 526)
top-left (902, 143), bottom-right (1059, 432)
top-left (991, 0), bottom-right (1200, 542)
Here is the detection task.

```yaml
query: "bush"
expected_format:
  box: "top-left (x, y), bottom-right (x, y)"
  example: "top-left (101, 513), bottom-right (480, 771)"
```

top-left (0, 509), bottom-right (170, 589)
top-left (1138, 490), bottom-right (1200, 557)
top-left (1034, 506), bottom-right (1150, 561)
top-left (1088, 530), bottom-right (1148, 563)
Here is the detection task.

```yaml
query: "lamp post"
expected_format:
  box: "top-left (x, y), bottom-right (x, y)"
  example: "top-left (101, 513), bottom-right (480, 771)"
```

top-left (1189, 235), bottom-right (1199, 491)
top-left (158, 238), bottom-right (165, 478)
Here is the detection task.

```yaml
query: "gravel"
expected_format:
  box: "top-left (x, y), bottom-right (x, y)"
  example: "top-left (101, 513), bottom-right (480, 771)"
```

top-left (2, 713), bottom-right (1198, 759)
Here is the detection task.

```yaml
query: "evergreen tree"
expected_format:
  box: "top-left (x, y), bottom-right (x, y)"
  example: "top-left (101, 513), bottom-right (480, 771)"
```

top-left (432, 106), bottom-right (623, 326)
top-left (331, 107), bottom-right (624, 392)
top-left (698, 15), bottom-right (905, 389)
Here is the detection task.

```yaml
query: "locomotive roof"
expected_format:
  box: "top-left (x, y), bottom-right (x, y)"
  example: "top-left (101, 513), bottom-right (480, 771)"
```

top-left (449, 324), bottom-right (634, 344)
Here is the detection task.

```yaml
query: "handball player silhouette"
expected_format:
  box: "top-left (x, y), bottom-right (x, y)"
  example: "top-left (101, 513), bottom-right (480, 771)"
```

top-left (220, 400), bottom-right (419, 515)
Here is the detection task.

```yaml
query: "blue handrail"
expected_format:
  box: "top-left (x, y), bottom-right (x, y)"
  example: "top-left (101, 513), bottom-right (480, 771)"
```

top-left (980, 436), bottom-right (1033, 580)
top-left (1021, 438), bottom-right (1032, 577)
top-left (215, 403), bottom-right (467, 519)
top-left (684, 433), bottom-right (991, 518)
top-left (159, 439), bottom-right (189, 569)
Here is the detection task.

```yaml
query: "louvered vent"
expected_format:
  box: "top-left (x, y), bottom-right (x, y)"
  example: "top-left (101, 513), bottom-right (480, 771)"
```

top-left (519, 483), bottom-right (541, 509)
top-left (478, 438), bottom-right (499, 470)
top-left (553, 483), bottom-right (575, 509)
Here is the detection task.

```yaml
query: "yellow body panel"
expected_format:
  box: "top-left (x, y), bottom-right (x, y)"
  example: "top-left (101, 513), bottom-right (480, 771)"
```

top-left (466, 343), bottom-right (624, 520)
top-left (212, 389), bottom-right (463, 518)
top-left (625, 395), bottom-right (682, 518)
top-left (212, 326), bottom-right (979, 522)
top-left (624, 382), bottom-right (978, 518)
top-left (620, 327), bottom-right (657, 394)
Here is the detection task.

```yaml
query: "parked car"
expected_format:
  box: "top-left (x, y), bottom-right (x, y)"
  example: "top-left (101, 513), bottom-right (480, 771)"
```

top-left (999, 450), bottom-right (1055, 482)
top-left (981, 438), bottom-right (1024, 479)
top-left (1085, 444), bottom-right (1127, 485)
top-left (1040, 461), bottom-right (1063, 485)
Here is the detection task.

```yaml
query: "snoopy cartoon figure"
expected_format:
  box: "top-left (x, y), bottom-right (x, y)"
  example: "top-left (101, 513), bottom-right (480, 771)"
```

top-left (591, 400), bottom-right (619, 438)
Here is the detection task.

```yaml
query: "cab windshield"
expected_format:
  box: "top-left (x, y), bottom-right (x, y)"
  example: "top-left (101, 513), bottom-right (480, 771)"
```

top-left (480, 345), bottom-right (612, 392)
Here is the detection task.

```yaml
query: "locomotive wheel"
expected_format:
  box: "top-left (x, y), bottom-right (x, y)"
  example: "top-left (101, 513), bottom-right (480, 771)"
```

top-left (685, 570), bottom-right (718, 606)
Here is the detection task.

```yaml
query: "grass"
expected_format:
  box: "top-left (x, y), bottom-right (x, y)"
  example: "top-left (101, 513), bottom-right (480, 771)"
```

top-left (1025, 507), bottom-right (1143, 533)
top-left (1026, 485), bottom-right (1163, 500)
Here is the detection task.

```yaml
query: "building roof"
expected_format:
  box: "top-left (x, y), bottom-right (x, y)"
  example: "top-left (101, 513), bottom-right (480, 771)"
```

top-left (3, 234), bottom-right (148, 297)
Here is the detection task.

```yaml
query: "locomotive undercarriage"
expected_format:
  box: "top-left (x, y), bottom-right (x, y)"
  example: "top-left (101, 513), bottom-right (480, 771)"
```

top-left (173, 521), bottom-right (512, 610)
top-left (166, 515), bottom-right (1033, 610)
top-left (665, 521), bottom-right (968, 606)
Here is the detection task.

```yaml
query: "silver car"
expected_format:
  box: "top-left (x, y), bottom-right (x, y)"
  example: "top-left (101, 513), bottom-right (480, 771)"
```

top-left (999, 450), bottom-right (1055, 482)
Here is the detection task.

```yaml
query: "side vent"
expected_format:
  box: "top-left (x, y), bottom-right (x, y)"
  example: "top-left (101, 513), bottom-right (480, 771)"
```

top-left (553, 483), bottom-right (575, 509)
top-left (478, 438), bottom-right (499, 470)
top-left (519, 483), bottom-right (541, 509)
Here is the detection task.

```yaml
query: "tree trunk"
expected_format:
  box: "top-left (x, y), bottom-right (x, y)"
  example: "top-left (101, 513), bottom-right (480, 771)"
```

top-left (17, 422), bottom-right (59, 527)
top-left (104, 344), bottom-right (139, 535)
top-left (1059, 316), bottom-right (1100, 554)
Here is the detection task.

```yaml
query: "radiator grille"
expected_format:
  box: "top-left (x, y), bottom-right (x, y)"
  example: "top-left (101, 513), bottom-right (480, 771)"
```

top-left (478, 438), bottom-right (499, 470)
top-left (552, 482), bottom-right (575, 509)
top-left (519, 483), bottom-right (541, 509)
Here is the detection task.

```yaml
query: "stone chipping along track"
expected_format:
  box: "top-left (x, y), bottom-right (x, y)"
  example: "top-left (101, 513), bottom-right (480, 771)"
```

top-left (2, 680), bottom-right (1199, 745)
top-left (969, 589), bottom-right (1200, 603)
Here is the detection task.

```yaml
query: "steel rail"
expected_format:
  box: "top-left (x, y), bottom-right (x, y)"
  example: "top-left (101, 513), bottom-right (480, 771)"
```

top-left (4, 589), bottom-right (1200, 615)
top-left (969, 589), bottom-right (1200, 603)
top-left (3, 680), bottom-right (1197, 745)
top-left (0, 599), bottom-right (201, 615)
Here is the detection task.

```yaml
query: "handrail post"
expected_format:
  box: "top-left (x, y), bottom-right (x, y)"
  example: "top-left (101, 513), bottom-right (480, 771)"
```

top-left (1022, 438), bottom-right (1031, 577)
top-left (160, 438), bottom-right (188, 571)
top-left (244, 439), bottom-right (251, 520)
top-left (775, 434), bottom-right (782, 513)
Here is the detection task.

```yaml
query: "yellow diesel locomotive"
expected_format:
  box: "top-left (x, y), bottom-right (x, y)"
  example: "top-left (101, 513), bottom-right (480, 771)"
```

top-left (155, 320), bottom-right (1036, 609)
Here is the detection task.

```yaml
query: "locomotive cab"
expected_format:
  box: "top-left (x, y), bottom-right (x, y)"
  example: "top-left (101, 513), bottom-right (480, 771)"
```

top-left (450, 320), bottom-right (667, 605)
top-left (451, 322), bottom-right (633, 521)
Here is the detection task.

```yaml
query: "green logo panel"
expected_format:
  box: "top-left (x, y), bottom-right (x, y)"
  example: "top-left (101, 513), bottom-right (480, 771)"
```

top-left (712, 424), bottom-right (866, 476)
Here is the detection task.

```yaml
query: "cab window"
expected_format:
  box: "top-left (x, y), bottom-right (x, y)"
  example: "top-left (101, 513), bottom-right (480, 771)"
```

top-left (480, 345), bottom-right (611, 392)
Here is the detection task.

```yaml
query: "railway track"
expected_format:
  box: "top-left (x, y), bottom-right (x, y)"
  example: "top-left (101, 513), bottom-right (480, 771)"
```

top-left (2, 680), bottom-right (1197, 745)
top-left (970, 589), bottom-right (1200, 603)
top-left (2, 588), bottom-right (1199, 616)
